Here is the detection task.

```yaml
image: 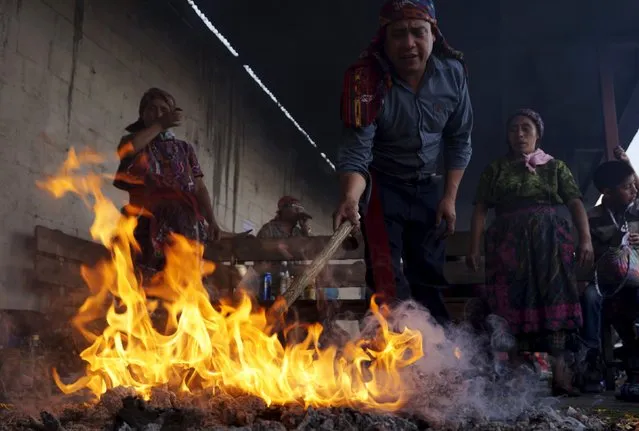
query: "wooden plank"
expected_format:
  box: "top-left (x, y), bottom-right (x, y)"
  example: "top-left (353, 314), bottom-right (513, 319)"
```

top-left (218, 235), bottom-right (365, 262)
top-left (442, 259), bottom-right (593, 283)
top-left (444, 259), bottom-right (485, 284)
top-left (288, 261), bottom-right (485, 287)
top-left (228, 232), bottom-right (476, 261)
top-left (203, 239), bottom-right (234, 262)
top-left (35, 225), bottom-right (484, 265)
top-left (35, 224), bottom-right (236, 264)
top-left (257, 298), bottom-right (470, 322)
top-left (35, 225), bottom-right (363, 263)
top-left (445, 231), bottom-right (482, 257)
top-left (289, 262), bottom-right (366, 288)
top-left (35, 226), bottom-right (108, 264)
top-left (34, 254), bottom-right (86, 290)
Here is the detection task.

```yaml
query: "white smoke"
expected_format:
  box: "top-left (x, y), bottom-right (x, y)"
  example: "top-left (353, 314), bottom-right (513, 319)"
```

top-left (359, 300), bottom-right (562, 427)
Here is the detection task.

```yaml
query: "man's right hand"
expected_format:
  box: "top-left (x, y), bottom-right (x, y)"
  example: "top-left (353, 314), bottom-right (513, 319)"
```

top-left (159, 108), bottom-right (183, 130)
top-left (333, 197), bottom-right (361, 231)
top-left (614, 145), bottom-right (630, 163)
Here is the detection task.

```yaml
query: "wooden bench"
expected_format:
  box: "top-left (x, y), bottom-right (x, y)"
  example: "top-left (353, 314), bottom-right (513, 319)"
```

top-left (32, 225), bottom-right (626, 390)
top-left (33, 225), bottom-right (483, 323)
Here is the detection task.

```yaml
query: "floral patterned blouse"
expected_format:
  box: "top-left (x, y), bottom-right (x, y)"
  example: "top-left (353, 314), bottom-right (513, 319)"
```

top-left (474, 157), bottom-right (582, 209)
top-left (114, 131), bottom-right (203, 197)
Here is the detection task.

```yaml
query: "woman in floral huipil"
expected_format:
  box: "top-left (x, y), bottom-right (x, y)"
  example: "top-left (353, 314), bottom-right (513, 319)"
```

top-left (114, 88), bottom-right (220, 275)
top-left (466, 109), bottom-right (594, 396)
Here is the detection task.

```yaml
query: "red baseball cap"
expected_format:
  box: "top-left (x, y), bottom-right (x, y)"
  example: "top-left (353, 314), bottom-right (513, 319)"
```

top-left (277, 196), bottom-right (312, 219)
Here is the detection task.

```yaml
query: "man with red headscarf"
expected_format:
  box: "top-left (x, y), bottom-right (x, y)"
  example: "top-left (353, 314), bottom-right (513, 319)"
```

top-left (333, 0), bottom-right (473, 324)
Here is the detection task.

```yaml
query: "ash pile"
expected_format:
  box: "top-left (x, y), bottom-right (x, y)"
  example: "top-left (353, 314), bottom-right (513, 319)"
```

top-left (0, 387), bottom-right (611, 431)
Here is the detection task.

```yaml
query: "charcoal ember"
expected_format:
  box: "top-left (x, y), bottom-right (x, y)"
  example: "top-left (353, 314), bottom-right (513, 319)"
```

top-left (279, 404), bottom-right (306, 428)
top-left (63, 426), bottom-right (92, 431)
top-left (56, 403), bottom-right (103, 426)
top-left (55, 404), bottom-right (84, 423)
top-left (148, 387), bottom-right (177, 409)
top-left (0, 409), bottom-right (35, 430)
top-left (0, 348), bottom-right (24, 394)
top-left (98, 387), bottom-right (137, 415)
top-left (40, 411), bottom-right (66, 431)
top-left (158, 407), bottom-right (206, 430)
top-left (340, 408), bottom-right (419, 431)
top-left (219, 395), bottom-right (267, 426)
top-left (57, 404), bottom-right (111, 430)
top-left (237, 395), bottom-right (267, 414)
top-left (291, 407), bottom-right (419, 431)
top-left (114, 396), bottom-right (160, 429)
top-left (251, 419), bottom-right (287, 431)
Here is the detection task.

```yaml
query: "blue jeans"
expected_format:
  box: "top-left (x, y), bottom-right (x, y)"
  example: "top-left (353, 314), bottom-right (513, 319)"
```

top-left (580, 281), bottom-right (603, 350)
top-left (360, 171), bottom-right (449, 324)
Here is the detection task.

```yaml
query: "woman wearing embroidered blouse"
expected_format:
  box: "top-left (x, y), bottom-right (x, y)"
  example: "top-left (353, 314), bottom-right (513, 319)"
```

top-left (466, 109), bottom-right (594, 396)
top-left (113, 88), bottom-right (221, 275)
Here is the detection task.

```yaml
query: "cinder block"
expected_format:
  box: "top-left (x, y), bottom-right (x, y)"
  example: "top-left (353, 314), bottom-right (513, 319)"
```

top-left (41, 0), bottom-right (75, 22)
top-left (47, 44), bottom-right (73, 83)
top-left (0, 50), bottom-right (24, 88)
top-left (15, 0), bottom-right (56, 64)
top-left (20, 56), bottom-right (49, 98)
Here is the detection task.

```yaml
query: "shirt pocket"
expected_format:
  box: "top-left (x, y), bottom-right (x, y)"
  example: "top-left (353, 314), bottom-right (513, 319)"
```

top-left (421, 99), bottom-right (454, 133)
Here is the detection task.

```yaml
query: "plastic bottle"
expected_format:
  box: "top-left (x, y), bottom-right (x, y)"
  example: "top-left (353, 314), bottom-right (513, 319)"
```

top-left (261, 273), bottom-right (272, 301)
top-left (279, 262), bottom-right (290, 296)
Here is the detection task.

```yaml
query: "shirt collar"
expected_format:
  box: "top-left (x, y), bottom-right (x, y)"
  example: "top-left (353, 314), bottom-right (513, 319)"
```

top-left (158, 130), bottom-right (176, 141)
top-left (390, 55), bottom-right (441, 91)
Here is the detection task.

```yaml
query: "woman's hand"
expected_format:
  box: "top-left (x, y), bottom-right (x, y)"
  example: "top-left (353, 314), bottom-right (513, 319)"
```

top-left (465, 253), bottom-right (480, 272)
top-left (576, 239), bottom-right (594, 268)
top-left (614, 145), bottom-right (630, 163)
top-left (158, 108), bottom-right (183, 130)
top-left (465, 245), bottom-right (481, 272)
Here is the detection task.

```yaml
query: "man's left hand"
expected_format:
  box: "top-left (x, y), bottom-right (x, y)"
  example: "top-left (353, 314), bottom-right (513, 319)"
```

top-left (435, 196), bottom-right (456, 238)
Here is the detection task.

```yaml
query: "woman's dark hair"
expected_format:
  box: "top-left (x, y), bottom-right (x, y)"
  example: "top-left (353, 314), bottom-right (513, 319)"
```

top-left (593, 160), bottom-right (635, 192)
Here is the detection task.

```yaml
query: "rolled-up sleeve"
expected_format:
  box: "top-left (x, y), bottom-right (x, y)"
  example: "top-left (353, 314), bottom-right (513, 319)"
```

top-left (442, 72), bottom-right (473, 170)
top-left (337, 123), bottom-right (376, 177)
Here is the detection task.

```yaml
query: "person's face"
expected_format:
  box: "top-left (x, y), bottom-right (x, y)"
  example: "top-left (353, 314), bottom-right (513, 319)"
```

top-left (384, 19), bottom-right (434, 78)
top-left (280, 207), bottom-right (299, 223)
top-left (142, 98), bottom-right (171, 127)
top-left (606, 175), bottom-right (637, 207)
top-left (507, 116), bottom-right (539, 155)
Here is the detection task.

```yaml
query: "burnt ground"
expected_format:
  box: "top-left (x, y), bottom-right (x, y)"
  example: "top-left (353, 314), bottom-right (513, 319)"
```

top-left (0, 387), bottom-right (634, 431)
top-left (559, 392), bottom-right (639, 429)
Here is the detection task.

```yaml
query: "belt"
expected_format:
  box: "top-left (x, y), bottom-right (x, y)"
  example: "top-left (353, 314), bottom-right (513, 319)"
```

top-left (376, 172), bottom-right (440, 185)
top-left (404, 173), bottom-right (440, 185)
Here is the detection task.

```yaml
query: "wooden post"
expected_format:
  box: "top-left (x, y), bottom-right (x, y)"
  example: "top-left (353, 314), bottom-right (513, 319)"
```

top-left (598, 46), bottom-right (619, 161)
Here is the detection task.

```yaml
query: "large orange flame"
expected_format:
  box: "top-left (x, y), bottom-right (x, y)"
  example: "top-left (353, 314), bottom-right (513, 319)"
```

top-left (37, 148), bottom-right (423, 410)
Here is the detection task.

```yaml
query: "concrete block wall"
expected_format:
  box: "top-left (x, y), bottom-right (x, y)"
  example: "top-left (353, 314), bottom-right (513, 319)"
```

top-left (0, 0), bottom-right (338, 309)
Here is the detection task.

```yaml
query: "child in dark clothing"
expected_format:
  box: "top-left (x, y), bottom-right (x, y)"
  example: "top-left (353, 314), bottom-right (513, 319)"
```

top-left (588, 146), bottom-right (639, 397)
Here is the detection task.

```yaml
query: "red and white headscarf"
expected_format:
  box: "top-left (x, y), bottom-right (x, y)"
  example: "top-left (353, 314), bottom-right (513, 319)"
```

top-left (340, 0), bottom-right (466, 128)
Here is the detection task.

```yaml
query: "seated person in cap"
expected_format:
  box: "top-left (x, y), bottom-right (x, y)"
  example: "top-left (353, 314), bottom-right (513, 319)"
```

top-left (257, 196), bottom-right (312, 239)
top-left (587, 146), bottom-right (639, 397)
